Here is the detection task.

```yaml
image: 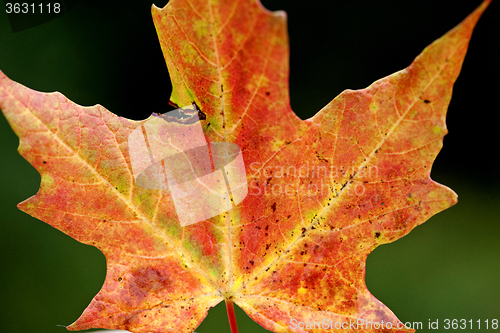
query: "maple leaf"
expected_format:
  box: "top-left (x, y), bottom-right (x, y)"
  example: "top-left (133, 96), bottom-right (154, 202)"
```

top-left (0, 0), bottom-right (491, 332)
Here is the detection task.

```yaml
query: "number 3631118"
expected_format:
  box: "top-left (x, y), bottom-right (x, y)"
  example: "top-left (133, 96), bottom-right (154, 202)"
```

top-left (5, 3), bottom-right (61, 14)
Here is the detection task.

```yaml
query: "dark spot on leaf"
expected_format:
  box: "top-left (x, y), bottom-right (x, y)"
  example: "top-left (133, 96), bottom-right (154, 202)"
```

top-left (266, 91), bottom-right (270, 96)
top-left (424, 99), bottom-right (431, 104)
top-left (118, 277), bottom-right (122, 282)
top-left (198, 110), bottom-right (207, 120)
top-left (375, 232), bottom-right (381, 238)
top-left (271, 202), bottom-right (276, 212)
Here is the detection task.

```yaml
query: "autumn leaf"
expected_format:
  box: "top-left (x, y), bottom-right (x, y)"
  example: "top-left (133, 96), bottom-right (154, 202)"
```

top-left (0, 0), bottom-right (491, 332)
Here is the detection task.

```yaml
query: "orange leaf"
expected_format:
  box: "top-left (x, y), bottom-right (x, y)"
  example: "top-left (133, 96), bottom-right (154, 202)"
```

top-left (0, 0), bottom-right (491, 332)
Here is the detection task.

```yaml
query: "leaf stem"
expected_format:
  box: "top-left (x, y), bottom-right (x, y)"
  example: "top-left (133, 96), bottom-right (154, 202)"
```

top-left (225, 299), bottom-right (239, 333)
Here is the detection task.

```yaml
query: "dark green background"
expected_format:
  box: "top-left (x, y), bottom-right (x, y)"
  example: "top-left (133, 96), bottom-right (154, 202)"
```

top-left (0, 1), bottom-right (498, 332)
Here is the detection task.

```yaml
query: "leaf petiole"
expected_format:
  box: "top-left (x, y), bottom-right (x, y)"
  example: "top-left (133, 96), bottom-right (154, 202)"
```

top-left (225, 299), bottom-right (239, 333)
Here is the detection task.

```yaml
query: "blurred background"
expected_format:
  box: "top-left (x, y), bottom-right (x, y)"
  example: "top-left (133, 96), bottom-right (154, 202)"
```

top-left (0, 0), bottom-right (498, 332)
